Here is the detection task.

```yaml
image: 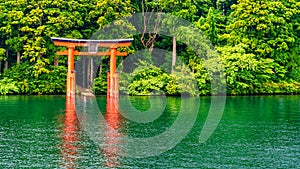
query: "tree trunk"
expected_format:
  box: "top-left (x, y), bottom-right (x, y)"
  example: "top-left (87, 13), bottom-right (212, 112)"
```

top-left (5, 49), bottom-right (8, 70)
top-left (222, 3), bottom-right (225, 16)
top-left (54, 56), bottom-right (59, 66)
top-left (172, 36), bottom-right (177, 73)
top-left (17, 51), bottom-right (20, 64)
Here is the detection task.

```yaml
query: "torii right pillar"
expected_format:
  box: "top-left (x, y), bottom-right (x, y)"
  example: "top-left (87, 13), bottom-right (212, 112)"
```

top-left (108, 48), bottom-right (118, 99)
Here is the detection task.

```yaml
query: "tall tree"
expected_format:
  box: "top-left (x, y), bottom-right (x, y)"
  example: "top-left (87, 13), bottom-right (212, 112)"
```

top-left (146, 0), bottom-right (198, 71)
top-left (215, 0), bottom-right (237, 16)
top-left (19, 0), bottom-right (91, 75)
top-left (4, 1), bottom-right (27, 64)
top-left (195, 7), bottom-right (220, 45)
top-left (225, 0), bottom-right (300, 81)
top-left (0, 0), bottom-right (27, 67)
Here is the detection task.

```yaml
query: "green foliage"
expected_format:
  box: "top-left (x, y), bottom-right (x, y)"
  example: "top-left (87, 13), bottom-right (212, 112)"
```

top-left (0, 0), bottom-right (299, 96)
top-left (260, 81), bottom-right (300, 94)
top-left (93, 73), bottom-right (108, 95)
top-left (0, 48), bottom-right (5, 61)
top-left (195, 7), bottom-right (219, 45)
top-left (217, 44), bottom-right (299, 95)
top-left (189, 59), bottom-right (211, 95)
top-left (118, 61), bottom-right (200, 96)
top-left (0, 77), bottom-right (19, 95)
top-left (124, 64), bottom-right (170, 96)
top-left (167, 64), bottom-right (199, 96)
top-left (224, 0), bottom-right (300, 81)
top-left (0, 63), bottom-right (66, 95)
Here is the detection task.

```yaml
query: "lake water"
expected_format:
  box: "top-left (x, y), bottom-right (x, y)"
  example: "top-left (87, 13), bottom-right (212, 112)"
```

top-left (0, 95), bottom-right (299, 168)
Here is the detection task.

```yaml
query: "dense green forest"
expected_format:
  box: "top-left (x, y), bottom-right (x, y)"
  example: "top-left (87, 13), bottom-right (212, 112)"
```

top-left (0, 0), bottom-right (299, 95)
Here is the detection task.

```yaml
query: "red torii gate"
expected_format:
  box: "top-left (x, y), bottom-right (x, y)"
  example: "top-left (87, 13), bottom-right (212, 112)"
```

top-left (51, 37), bottom-right (133, 98)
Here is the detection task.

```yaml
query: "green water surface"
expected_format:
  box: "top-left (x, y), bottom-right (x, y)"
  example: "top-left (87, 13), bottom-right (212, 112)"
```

top-left (0, 95), bottom-right (299, 168)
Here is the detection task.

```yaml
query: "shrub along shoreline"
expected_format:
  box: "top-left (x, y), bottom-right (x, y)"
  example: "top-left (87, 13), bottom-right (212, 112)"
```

top-left (1, 62), bottom-right (299, 96)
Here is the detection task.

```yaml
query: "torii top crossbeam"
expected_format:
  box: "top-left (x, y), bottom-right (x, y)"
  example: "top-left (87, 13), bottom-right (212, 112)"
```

top-left (51, 37), bottom-right (133, 48)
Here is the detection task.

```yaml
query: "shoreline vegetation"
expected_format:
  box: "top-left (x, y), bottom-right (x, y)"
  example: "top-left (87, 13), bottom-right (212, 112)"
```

top-left (0, 93), bottom-right (299, 97)
top-left (0, 0), bottom-right (299, 96)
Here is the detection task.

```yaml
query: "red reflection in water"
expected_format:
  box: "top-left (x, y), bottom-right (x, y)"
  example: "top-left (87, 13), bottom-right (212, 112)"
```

top-left (61, 97), bottom-right (79, 169)
top-left (104, 97), bottom-right (121, 168)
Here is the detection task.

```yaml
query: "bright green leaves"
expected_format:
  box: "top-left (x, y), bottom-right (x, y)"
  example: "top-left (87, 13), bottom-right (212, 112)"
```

top-left (0, 77), bottom-right (19, 95)
top-left (195, 7), bottom-right (221, 45)
top-left (167, 65), bottom-right (199, 96)
top-left (228, 0), bottom-right (298, 61)
top-left (0, 0), bottom-right (98, 76)
top-left (95, 0), bottom-right (132, 28)
top-left (0, 48), bottom-right (6, 61)
top-left (216, 44), bottom-right (296, 95)
top-left (0, 63), bottom-right (66, 95)
top-left (223, 0), bottom-right (300, 87)
top-left (120, 63), bottom-right (199, 96)
top-left (126, 63), bottom-right (170, 95)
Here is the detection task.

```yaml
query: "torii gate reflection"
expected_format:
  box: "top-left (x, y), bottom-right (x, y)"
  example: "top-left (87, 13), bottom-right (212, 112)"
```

top-left (62, 96), bottom-right (122, 168)
top-left (61, 97), bottom-right (80, 169)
